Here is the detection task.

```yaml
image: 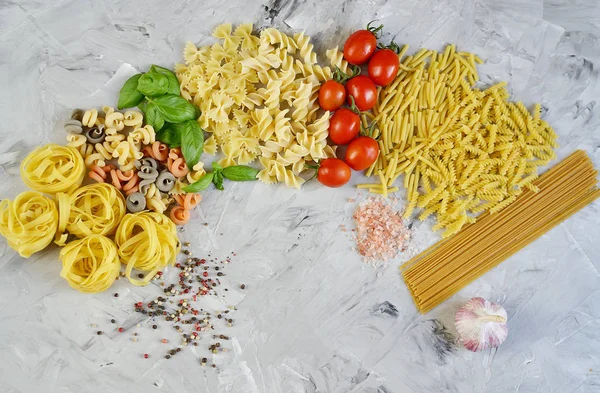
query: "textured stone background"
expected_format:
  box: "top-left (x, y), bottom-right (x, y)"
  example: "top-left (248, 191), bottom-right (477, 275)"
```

top-left (1, 0), bottom-right (599, 392)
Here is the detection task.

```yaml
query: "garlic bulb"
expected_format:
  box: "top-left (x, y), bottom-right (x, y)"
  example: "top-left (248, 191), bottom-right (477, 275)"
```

top-left (455, 297), bottom-right (508, 352)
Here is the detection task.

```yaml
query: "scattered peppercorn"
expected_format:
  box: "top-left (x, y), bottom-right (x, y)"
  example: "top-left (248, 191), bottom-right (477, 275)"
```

top-left (240, 284), bottom-right (246, 289)
top-left (113, 293), bottom-right (119, 297)
top-left (111, 319), bottom-right (116, 323)
top-left (97, 331), bottom-right (102, 335)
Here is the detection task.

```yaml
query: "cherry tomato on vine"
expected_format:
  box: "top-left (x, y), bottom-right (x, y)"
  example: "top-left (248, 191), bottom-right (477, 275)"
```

top-left (343, 22), bottom-right (383, 65)
top-left (329, 108), bottom-right (361, 145)
top-left (346, 75), bottom-right (377, 111)
top-left (345, 136), bottom-right (380, 171)
top-left (317, 158), bottom-right (351, 188)
top-left (318, 80), bottom-right (346, 111)
top-left (368, 49), bottom-right (400, 86)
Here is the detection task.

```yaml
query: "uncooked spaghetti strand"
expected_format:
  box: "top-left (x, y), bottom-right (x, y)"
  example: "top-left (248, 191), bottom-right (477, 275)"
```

top-left (408, 174), bottom-right (599, 310)
top-left (410, 163), bottom-right (597, 289)
top-left (403, 152), bottom-right (590, 277)
top-left (415, 188), bottom-right (600, 312)
top-left (412, 174), bottom-right (597, 298)
top-left (409, 161), bottom-right (596, 290)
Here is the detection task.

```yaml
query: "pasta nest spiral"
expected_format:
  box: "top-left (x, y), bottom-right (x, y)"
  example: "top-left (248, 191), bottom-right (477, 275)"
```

top-left (115, 212), bottom-right (180, 285)
top-left (56, 183), bottom-right (126, 243)
top-left (21, 144), bottom-right (86, 194)
top-left (0, 191), bottom-right (58, 258)
top-left (59, 234), bottom-right (120, 293)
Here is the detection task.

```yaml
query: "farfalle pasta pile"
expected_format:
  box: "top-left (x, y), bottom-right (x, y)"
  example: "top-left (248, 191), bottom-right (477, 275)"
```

top-left (176, 24), bottom-right (338, 188)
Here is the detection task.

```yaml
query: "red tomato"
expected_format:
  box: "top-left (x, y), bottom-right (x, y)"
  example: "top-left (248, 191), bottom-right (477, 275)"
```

top-left (329, 108), bottom-right (361, 145)
top-left (318, 80), bottom-right (346, 111)
top-left (343, 30), bottom-right (377, 65)
top-left (318, 158), bottom-right (351, 188)
top-left (346, 76), bottom-right (377, 111)
top-left (368, 49), bottom-right (400, 86)
top-left (344, 136), bottom-right (380, 171)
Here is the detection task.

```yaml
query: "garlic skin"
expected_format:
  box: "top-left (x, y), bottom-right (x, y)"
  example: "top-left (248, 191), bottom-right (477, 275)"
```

top-left (455, 297), bottom-right (508, 352)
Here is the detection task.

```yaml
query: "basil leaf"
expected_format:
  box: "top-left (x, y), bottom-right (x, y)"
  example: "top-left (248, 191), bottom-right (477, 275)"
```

top-left (145, 103), bottom-right (165, 131)
top-left (156, 123), bottom-right (182, 147)
top-left (137, 99), bottom-right (148, 114)
top-left (182, 172), bottom-right (214, 193)
top-left (137, 72), bottom-right (169, 97)
top-left (193, 104), bottom-right (201, 120)
top-left (181, 120), bottom-right (204, 169)
top-left (118, 74), bottom-right (144, 109)
top-left (213, 170), bottom-right (224, 190)
top-left (150, 94), bottom-right (196, 123)
top-left (150, 65), bottom-right (180, 96)
top-left (222, 165), bottom-right (259, 181)
top-left (212, 162), bottom-right (223, 172)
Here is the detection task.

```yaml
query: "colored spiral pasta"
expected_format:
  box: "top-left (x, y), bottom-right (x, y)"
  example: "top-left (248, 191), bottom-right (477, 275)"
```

top-left (59, 234), bottom-right (120, 293)
top-left (21, 144), bottom-right (86, 194)
top-left (56, 183), bottom-right (126, 242)
top-left (115, 212), bottom-right (180, 285)
top-left (0, 191), bottom-right (58, 258)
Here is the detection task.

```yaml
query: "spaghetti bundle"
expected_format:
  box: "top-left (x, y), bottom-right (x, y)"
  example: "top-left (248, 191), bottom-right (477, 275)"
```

top-left (402, 151), bottom-right (600, 313)
top-left (366, 45), bottom-right (557, 236)
top-left (0, 191), bottom-right (58, 257)
top-left (59, 234), bottom-right (120, 293)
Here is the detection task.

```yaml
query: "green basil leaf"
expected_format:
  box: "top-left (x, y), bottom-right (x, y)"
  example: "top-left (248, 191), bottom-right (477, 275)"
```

top-left (222, 165), bottom-right (259, 181)
top-left (213, 170), bottom-right (224, 190)
top-left (181, 120), bottom-right (204, 169)
top-left (182, 172), bottom-right (214, 193)
top-left (156, 123), bottom-right (182, 147)
top-left (145, 103), bottom-right (165, 131)
top-left (193, 104), bottom-right (201, 120)
top-left (137, 72), bottom-right (169, 97)
top-left (137, 99), bottom-right (148, 114)
top-left (212, 162), bottom-right (223, 172)
top-left (118, 74), bottom-right (144, 109)
top-left (150, 65), bottom-right (180, 96)
top-left (150, 94), bottom-right (196, 123)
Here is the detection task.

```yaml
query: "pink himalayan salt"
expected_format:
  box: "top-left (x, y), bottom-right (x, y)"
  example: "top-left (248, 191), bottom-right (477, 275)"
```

top-left (353, 197), bottom-right (411, 262)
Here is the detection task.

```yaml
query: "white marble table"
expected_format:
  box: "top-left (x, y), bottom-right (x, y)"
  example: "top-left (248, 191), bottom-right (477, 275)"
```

top-left (1, 1), bottom-right (600, 392)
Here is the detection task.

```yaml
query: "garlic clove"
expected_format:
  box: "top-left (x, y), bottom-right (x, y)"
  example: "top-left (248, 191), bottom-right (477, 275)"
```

top-left (455, 297), bottom-right (508, 352)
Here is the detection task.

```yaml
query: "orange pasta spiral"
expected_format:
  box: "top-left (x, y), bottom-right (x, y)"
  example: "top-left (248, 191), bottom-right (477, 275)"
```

top-left (167, 148), bottom-right (190, 178)
top-left (144, 142), bottom-right (169, 162)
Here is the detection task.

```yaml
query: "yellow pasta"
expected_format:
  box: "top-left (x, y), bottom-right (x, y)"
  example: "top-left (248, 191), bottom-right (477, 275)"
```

top-left (21, 144), bottom-right (85, 194)
top-left (59, 234), bottom-right (120, 293)
top-left (0, 191), bottom-right (58, 258)
top-left (402, 151), bottom-right (600, 313)
top-left (371, 45), bottom-right (558, 234)
top-left (115, 212), bottom-right (180, 286)
top-left (56, 183), bottom-right (126, 242)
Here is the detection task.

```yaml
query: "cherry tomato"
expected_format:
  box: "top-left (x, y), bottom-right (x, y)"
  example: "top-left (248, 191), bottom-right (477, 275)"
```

top-left (329, 108), bottom-right (361, 145)
top-left (318, 80), bottom-right (346, 111)
top-left (368, 49), bottom-right (400, 86)
top-left (346, 76), bottom-right (377, 111)
top-left (345, 136), bottom-right (380, 171)
top-left (343, 30), bottom-right (377, 65)
top-left (318, 158), bottom-right (351, 188)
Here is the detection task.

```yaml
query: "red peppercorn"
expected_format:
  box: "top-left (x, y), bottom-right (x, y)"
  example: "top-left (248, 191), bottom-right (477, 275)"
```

top-left (200, 259), bottom-right (206, 264)
top-left (203, 272), bottom-right (208, 277)
top-left (144, 354), bottom-right (149, 359)
top-left (157, 271), bottom-right (163, 276)
top-left (118, 327), bottom-right (124, 332)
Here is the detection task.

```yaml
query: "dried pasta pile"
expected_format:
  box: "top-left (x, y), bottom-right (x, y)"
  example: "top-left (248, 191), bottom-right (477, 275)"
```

top-left (402, 150), bottom-right (600, 313)
top-left (65, 107), bottom-right (203, 224)
top-left (367, 45), bottom-right (558, 237)
top-left (176, 24), bottom-right (339, 188)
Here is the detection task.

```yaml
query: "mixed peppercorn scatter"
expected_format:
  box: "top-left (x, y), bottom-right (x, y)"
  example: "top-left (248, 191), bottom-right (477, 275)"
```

top-left (91, 245), bottom-right (243, 368)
